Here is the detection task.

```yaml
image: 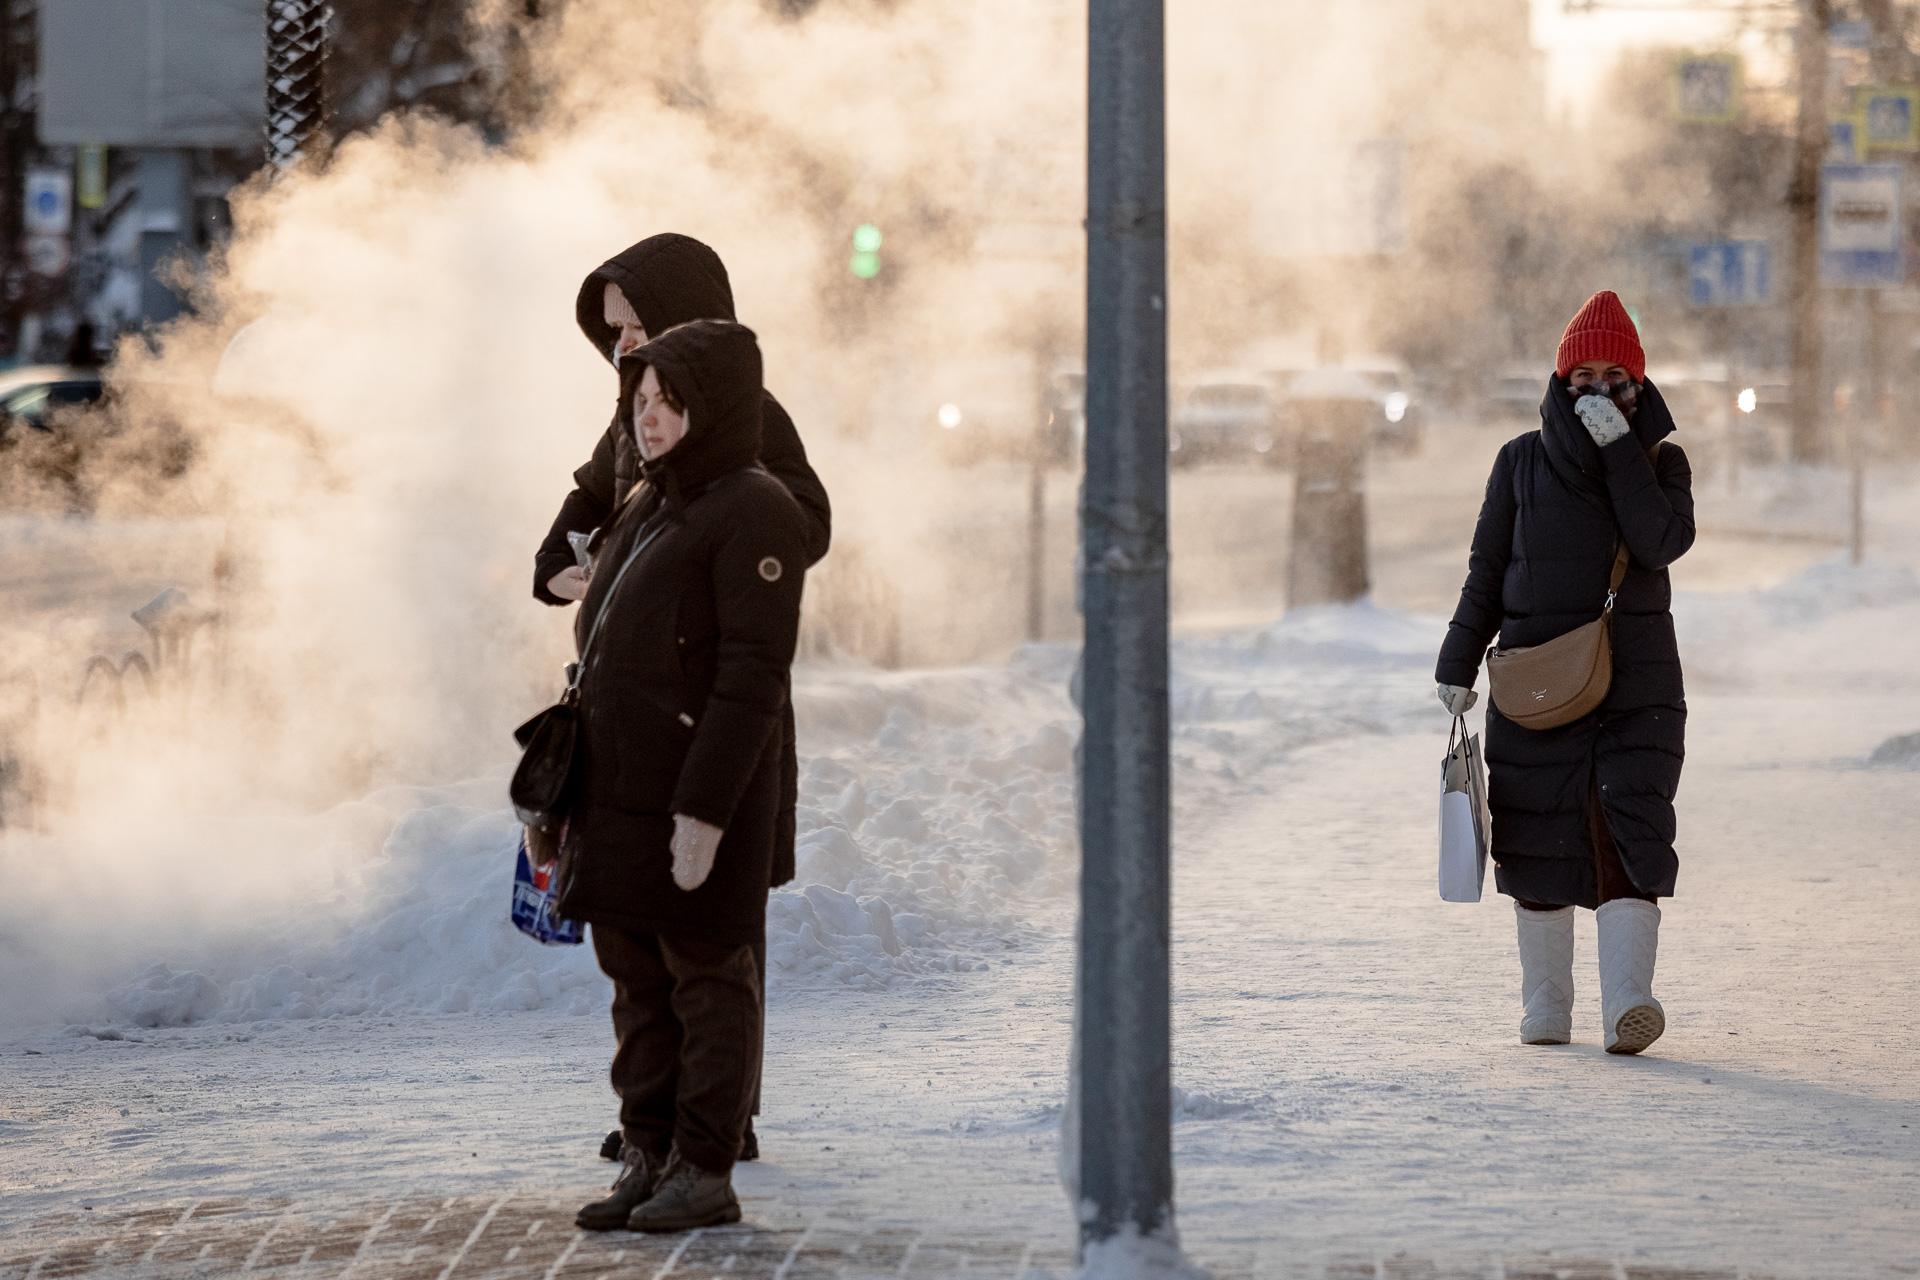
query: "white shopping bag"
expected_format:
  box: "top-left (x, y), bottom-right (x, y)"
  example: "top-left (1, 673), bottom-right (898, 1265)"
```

top-left (1438, 714), bottom-right (1489, 902)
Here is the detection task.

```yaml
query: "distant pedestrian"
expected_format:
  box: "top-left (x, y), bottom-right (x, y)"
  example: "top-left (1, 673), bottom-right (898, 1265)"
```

top-left (1434, 291), bottom-right (1695, 1055)
top-left (560, 319), bottom-right (809, 1233)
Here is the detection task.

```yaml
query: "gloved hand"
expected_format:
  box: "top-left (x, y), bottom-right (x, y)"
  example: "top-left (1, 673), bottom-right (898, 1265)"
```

top-left (1437, 683), bottom-right (1478, 716)
top-left (670, 814), bottom-right (723, 891)
top-left (1574, 394), bottom-right (1631, 447)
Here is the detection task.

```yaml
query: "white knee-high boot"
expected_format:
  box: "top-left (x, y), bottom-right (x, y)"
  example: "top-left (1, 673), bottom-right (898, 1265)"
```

top-left (1595, 899), bottom-right (1665, 1055)
top-left (1514, 904), bottom-right (1575, 1046)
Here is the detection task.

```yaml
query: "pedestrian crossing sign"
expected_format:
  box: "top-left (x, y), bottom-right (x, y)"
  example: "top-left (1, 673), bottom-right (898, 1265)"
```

top-left (1855, 87), bottom-right (1919, 151)
top-left (1673, 54), bottom-right (1742, 124)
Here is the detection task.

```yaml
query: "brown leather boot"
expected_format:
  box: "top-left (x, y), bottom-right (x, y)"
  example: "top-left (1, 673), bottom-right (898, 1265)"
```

top-left (626, 1150), bottom-right (741, 1233)
top-left (576, 1144), bottom-right (664, 1231)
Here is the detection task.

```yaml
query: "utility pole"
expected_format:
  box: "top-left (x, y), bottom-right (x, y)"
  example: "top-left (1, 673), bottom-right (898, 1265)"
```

top-left (1076, 0), bottom-right (1190, 1273)
top-left (266, 0), bottom-right (331, 170)
top-left (1788, 0), bottom-right (1831, 463)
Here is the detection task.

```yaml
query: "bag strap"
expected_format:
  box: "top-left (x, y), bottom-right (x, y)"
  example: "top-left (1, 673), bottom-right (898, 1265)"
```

top-left (567, 513), bottom-right (671, 694)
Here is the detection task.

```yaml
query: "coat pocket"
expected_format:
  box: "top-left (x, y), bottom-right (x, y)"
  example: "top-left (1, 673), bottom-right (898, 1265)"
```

top-left (593, 684), bottom-right (698, 806)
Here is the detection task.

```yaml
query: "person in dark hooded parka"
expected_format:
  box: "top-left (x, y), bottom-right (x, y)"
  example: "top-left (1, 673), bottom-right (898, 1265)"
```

top-left (563, 319), bottom-right (809, 1234)
top-left (1435, 290), bottom-right (1694, 1058)
top-left (536, 234), bottom-right (826, 1165)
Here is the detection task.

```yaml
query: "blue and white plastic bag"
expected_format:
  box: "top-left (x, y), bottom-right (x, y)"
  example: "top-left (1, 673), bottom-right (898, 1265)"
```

top-left (511, 831), bottom-right (585, 945)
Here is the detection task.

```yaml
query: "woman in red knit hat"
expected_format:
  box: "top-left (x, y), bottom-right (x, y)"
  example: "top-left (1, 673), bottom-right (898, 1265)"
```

top-left (1433, 290), bottom-right (1697, 1055)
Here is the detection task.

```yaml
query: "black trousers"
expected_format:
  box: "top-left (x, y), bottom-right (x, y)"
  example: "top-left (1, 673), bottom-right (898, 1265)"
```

top-left (592, 923), bottom-right (761, 1176)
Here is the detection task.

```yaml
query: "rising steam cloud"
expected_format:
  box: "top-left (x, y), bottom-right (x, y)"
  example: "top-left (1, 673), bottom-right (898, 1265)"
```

top-left (0, 0), bottom-right (1598, 1026)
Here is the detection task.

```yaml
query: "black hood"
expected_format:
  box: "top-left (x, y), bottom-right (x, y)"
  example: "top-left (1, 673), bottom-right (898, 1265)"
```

top-left (575, 233), bottom-right (737, 365)
top-left (618, 320), bottom-right (765, 500)
top-left (1538, 373), bottom-right (1677, 496)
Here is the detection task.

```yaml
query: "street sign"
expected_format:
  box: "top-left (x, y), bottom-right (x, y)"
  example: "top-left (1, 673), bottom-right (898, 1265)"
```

top-left (25, 235), bottom-right (71, 277)
top-left (24, 170), bottom-right (73, 236)
top-left (76, 145), bottom-right (107, 210)
top-left (1831, 20), bottom-right (1872, 49)
top-left (1820, 163), bottom-right (1905, 288)
top-left (1673, 54), bottom-right (1741, 123)
top-left (1689, 240), bottom-right (1772, 307)
top-left (1831, 118), bottom-right (1862, 164)
top-left (1858, 87), bottom-right (1920, 151)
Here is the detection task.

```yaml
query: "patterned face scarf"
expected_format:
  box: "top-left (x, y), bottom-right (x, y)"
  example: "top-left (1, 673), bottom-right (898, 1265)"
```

top-left (1571, 375), bottom-right (1639, 417)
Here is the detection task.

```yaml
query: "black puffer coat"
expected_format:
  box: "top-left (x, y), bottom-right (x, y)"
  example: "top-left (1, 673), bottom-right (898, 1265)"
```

top-left (534, 233), bottom-right (829, 888)
top-left (556, 320), bottom-right (809, 945)
top-left (1436, 377), bottom-right (1696, 908)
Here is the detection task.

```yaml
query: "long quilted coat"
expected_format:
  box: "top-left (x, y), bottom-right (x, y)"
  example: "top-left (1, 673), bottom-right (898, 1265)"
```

top-left (1435, 376), bottom-right (1695, 908)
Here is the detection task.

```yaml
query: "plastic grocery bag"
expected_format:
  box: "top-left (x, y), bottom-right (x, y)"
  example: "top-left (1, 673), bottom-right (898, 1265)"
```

top-left (1438, 714), bottom-right (1489, 903)
top-left (511, 830), bottom-right (585, 946)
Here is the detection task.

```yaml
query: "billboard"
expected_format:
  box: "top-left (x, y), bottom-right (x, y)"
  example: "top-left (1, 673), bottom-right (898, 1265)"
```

top-left (38, 0), bottom-right (263, 149)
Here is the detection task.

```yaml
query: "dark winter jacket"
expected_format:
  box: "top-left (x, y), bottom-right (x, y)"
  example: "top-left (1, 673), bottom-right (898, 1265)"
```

top-left (533, 233), bottom-right (831, 599)
top-left (533, 232), bottom-right (828, 889)
top-left (1435, 376), bottom-right (1695, 907)
top-left (556, 320), bottom-right (810, 945)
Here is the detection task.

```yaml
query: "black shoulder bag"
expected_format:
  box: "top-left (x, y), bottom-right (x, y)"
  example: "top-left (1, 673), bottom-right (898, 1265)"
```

top-left (510, 515), bottom-right (671, 863)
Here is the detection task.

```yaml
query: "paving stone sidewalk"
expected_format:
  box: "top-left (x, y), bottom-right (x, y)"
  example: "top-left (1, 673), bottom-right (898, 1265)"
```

top-left (0, 1195), bottom-right (1788, 1279)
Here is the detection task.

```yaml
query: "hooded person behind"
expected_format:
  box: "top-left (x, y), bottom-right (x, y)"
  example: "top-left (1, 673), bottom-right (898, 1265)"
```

top-left (560, 318), bottom-right (810, 1234)
top-left (534, 233), bottom-right (830, 599)
top-left (1435, 290), bottom-right (1695, 1056)
top-left (534, 234), bottom-right (826, 1163)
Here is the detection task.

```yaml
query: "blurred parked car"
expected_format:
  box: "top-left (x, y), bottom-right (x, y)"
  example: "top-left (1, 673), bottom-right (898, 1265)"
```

top-left (1335, 358), bottom-right (1422, 454)
top-left (932, 365), bottom-right (1084, 468)
top-left (0, 366), bottom-right (106, 441)
top-left (1170, 379), bottom-right (1283, 468)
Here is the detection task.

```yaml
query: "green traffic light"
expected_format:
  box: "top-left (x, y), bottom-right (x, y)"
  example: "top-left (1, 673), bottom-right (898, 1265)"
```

top-left (850, 250), bottom-right (881, 279)
top-left (852, 223), bottom-right (883, 253)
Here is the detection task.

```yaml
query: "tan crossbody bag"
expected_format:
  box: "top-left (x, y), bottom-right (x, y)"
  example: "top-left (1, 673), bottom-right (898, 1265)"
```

top-left (1485, 442), bottom-right (1659, 731)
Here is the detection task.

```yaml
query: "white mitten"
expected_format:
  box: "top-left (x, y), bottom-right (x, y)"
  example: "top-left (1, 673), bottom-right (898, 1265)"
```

top-left (670, 814), bottom-right (723, 891)
top-left (1437, 683), bottom-right (1478, 715)
top-left (1575, 394), bottom-right (1631, 446)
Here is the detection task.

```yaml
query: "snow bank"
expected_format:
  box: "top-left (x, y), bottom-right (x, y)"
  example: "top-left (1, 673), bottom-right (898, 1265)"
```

top-left (1676, 556), bottom-right (1920, 692)
top-left (10, 551), bottom-right (1907, 1033)
top-left (0, 649), bottom-right (1088, 1029)
top-left (2, 597), bottom-right (1438, 1031)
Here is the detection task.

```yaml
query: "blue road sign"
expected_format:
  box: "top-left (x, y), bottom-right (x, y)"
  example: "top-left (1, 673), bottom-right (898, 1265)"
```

top-left (1688, 240), bottom-right (1772, 307)
top-left (1831, 119), bottom-right (1860, 163)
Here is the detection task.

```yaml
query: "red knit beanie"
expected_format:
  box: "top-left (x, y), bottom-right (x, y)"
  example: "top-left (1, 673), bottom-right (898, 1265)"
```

top-left (1554, 290), bottom-right (1645, 382)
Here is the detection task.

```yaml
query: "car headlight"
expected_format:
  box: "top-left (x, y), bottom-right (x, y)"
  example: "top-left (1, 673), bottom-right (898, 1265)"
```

top-left (1384, 392), bottom-right (1409, 424)
top-left (1737, 388), bottom-right (1756, 415)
